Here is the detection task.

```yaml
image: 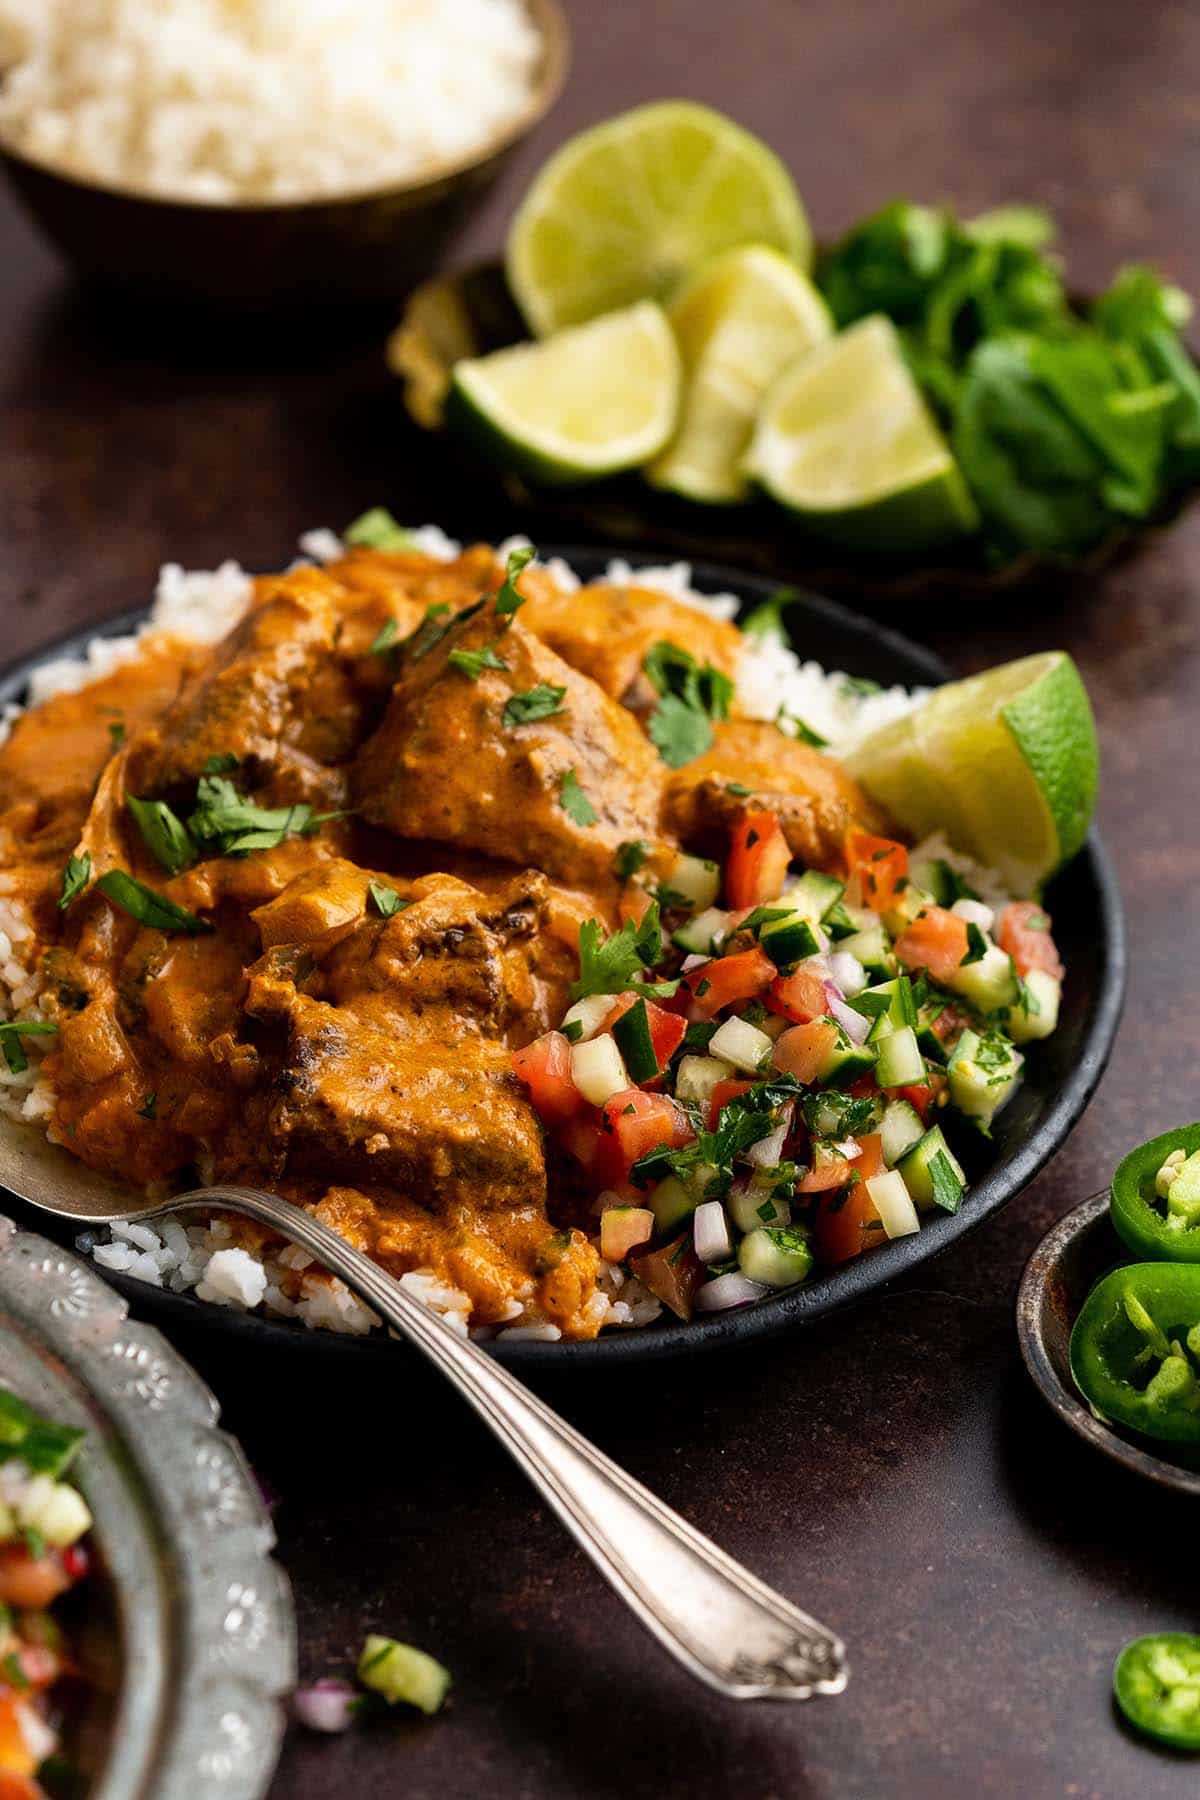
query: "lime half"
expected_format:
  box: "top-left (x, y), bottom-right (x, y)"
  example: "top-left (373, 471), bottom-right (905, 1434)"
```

top-left (506, 102), bottom-right (810, 338)
top-left (845, 651), bottom-right (1099, 896)
top-left (745, 315), bottom-right (979, 553)
top-left (646, 245), bottom-right (832, 504)
top-left (447, 301), bottom-right (680, 486)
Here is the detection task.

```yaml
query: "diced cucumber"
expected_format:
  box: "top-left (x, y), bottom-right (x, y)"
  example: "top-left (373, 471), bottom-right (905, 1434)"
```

top-left (866, 1169), bottom-right (921, 1239)
top-left (823, 898), bottom-right (858, 939)
top-left (358, 1636), bottom-right (451, 1714)
top-left (570, 1033), bottom-right (628, 1105)
top-left (611, 998), bottom-right (659, 1082)
top-left (664, 851), bottom-right (720, 913)
top-left (946, 1028), bottom-right (1022, 1130)
top-left (816, 1030), bottom-right (878, 1089)
top-left (874, 1025), bottom-right (925, 1090)
top-left (882, 884), bottom-right (933, 938)
top-left (760, 912), bottom-right (822, 969)
top-left (738, 1225), bottom-right (813, 1289)
top-left (16, 1475), bottom-right (92, 1548)
top-left (560, 994), bottom-right (613, 1042)
top-left (728, 1182), bottom-right (792, 1233)
top-left (782, 869), bottom-right (845, 922)
top-left (838, 923), bottom-right (894, 980)
top-left (675, 1053), bottom-right (734, 1111)
top-left (693, 1199), bottom-right (733, 1263)
top-left (672, 906), bottom-right (730, 955)
top-left (708, 1015), bottom-right (774, 1074)
top-left (1005, 969), bottom-right (1061, 1044)
top-left (946, 941), bottom-right (1018, 1015)
top-left (915, 1004), bottom-right (950, 1062)
top-left (858, 975), bottom-right (919, 1032)
top-left (648, 1175), bottom-right (699, 1235)
top-left (897, 1125), bottom-right (967, 1212)
top-left (804, 1089), bottom-right (884, 1138)
top-left (880, 1099), bottom-right (925, 1167)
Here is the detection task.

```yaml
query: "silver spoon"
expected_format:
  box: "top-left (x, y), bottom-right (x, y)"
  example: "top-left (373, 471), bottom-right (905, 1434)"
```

top-left (0, 1120), bottom-right (847, 1702)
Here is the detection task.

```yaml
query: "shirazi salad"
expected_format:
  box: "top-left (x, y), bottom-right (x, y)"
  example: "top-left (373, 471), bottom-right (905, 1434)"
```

top-left (513, 813), bottom-right (1065, 1320)
top-left (0, 1391), bottom-right (92, 1797)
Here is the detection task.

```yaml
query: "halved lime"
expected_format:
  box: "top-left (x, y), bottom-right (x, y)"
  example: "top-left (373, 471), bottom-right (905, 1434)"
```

top-left (446, 301), bottom-right (680, 486)
top-left (845, 651), bottom-right (1099, 896)
top-left (646, 245), bottom-right (832, 504)
top-left (506, 102), bottom-right (810, 339)
top-left (744, 315), bottom-right (980, 552)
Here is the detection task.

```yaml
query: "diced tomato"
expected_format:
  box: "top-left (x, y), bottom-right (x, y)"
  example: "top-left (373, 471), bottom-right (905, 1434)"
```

top-left (684, 946), bottom-right (775, 1018)
top-left (726, 811), bottom-right (791, 909)
top-left (896, 1071), bottom-right (947, 1122)
top-left (844, 830), bottom-right (908, 913)
top-left (772, 1019), bottom-right (839, 1084)
top-left (706, 1078), bottom-right (753, 1131)
top-left (813, 1172), bottom-right (885, 1266)
top-left (618, 885), bottom-right (655, 927)
top-left (0, 1775), bottom-right (43, 1799)
top-left (893, 905), bottom-right (969, 984)
top-left (557, 1112), bottom-right (618, 1185)
top-left (600, 1089), bottom-right (693, 1182)
top-left (853, 1133), bottom-right (885, 1182)
top-left (0, 1548), bottom-right (69, 1612)
top-left (845, 1073), bottom-right (881, 1100)
top-left (602, 993), bottom-right (687, 1081)
top-left (998, 900), bottom-right (1064, 981)
top-left (511, 1031), bottom-right (585, 1125)
top-left (61, 1544), bottom-right (89, 1583)
top-left (766, 966), bottom-right (827, 1024)
top-left (797, 1146), bottom-right (858, 1192)
top-left (929, 1002), bottom-right (972, 1050)
top-left (0, 1695), bottom-right (37, 1777)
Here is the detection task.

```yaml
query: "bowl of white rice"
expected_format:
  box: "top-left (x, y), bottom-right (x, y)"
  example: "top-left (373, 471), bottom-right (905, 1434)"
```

top-left (0, 0), bottom-right (569, 308)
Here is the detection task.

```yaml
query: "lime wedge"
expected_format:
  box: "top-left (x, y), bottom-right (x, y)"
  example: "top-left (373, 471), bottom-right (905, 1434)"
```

top-left (744, 315), bottom-right (979, 552)
top-left (506, 102), bottom-right (810, 339)
top-left (645, 245), bottom-right (832, 504)
top-left (446, 301), bottom-right (681, 486)
top-left (845, 651), bottom-right (1099, 895)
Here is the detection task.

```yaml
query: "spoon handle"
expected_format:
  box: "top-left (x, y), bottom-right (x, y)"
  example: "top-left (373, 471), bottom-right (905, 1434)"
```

top-left (170, 1187), bottom-right (847, 1703)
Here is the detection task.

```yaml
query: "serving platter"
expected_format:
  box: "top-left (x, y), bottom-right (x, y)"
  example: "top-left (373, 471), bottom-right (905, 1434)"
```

top-left (0, 551), bottom-right (1126, 1367)
top-left (0, 1214), bottom-right (294, 1796)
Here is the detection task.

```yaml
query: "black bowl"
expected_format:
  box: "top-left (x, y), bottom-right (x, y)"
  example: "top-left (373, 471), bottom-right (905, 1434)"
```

top-left (0, 549), bottom-right (1126, 1367)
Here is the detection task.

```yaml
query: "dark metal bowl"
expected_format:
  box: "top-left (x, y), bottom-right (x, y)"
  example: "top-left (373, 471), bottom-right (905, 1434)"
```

top-left (1017, 1192), bottom-right (1200, 1497)
top-left (0, 548), bottom-right (1126, 1368)
top-left (0, 0), bottom-right (568, 312)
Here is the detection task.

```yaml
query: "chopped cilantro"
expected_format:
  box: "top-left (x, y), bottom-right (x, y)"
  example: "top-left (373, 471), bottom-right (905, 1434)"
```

top-left (3, 1650), bottom-right (29, 1691)
top-left (137, 1093), bottom-right (157, 1119)
top-left (368, 617), bottom-right (400, 658)
top-left (739, 586), bottom-right (802, 647)
top-left (494, 545), bottom-right (535, 620)
top-left (777, 709), bottom-right (828, 748)
top-left (648, 694), bottom-right (716, 768)
top-left (107, 719), bottom-right (126, 751)
top-left (643, 639), bottom-right (733, 769)
top-left (406, 602), bottom-right (454, 660)
top-left (570, 902), bottom-right (677, 1002)
top-left (0, 1020), bottom-right (57, 1075)
top-left (344, 507), bottom-right (414, 551)
top-left (202, 752), bottom-right (240, 775)
top-left (447, 645), bottom-right (508, 681)
top-left (126, 795), bottom-right (196, 876)
top-left (928, 1149), bottom-right (964, 1213)
top-left (368, 880), bottom-right (409, 919)
top-left (614, 840), bottom-right (651, 881)
top-left (187, 775), bottom-right (334, 857)
top-left (840, 675), bottom-right (883, 700)
top-left (95, 870), bottom-right (211, 936)
top-left (960, 922), bottom-right (989, 966)
top-left (19, 1525), bottom-right (45, 1560)
top-left (561, 1019), bottom-right (584, 1044)
top-left (559, 768), bottom-right (598, 828)
top-left (503, 683), bottom-right (566, 728)
top-left (58, 851), bottom-right (91, 911)
top-left (725, 781), bottom-right (752, 797)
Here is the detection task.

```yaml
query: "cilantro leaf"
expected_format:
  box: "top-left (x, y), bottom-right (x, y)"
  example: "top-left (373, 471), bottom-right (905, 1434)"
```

top-left (559, 768), bottom-right (597, 828)
top-left (0, 1020), bottom-right (58, 1075)
top-left (648, 694), bottom-right (715, 768)
top-left (643, 640), bottom-right (732, 769)
top-left (368, 617), bottom-right (400, 658)
top-left (126, 795), bottom-right (196, 876)
top-left (928, 1148), bottom-right (964, 1213)
top-left (614, 840), bottom-right (651, 881)
top-left (447, 645), bottom-right (508, 681)
top-left (186, 776), bottom-right (330, 857)
top-left (570, 902), bottom-right (677, 1002)
top-left (107, 719), bottom-right (126, 751)
top-left (343, 508), bottom-right (414, 551)
top-left (740, 586), bottom-right (802, 647)
top-left (96, 870), bottom-right (211, 936)
top-left (368, 881), bottom-right (410, 919)
top-left (503, 683), bottom-right (566, 728)
top-left (960, 921), bottom-right (989, 966)
top-left (137, 1093), bottom-right (157, 1119)
top-left (202, 752), bottom-right (240, 774)
top-left (494, 546), bottom-right (535, 620)
top-left (406, 602), bottom-right (454, 660)
top-left (58, 851), bottom-right (91, 911)
top-left (777, 709), bottom-right (828, 748)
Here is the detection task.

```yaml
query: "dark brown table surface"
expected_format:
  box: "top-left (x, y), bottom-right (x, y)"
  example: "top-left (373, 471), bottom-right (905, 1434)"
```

top-left (2, 0), bottom-right (1199, 1793)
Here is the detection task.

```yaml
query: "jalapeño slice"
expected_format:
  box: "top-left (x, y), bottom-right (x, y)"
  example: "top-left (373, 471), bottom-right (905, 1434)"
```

top-left (1070, 1263), bottom-right (1200, 1446)
top-left (1114, 1633), bottom-right (1200, 1750)
top-left (1111, 1125), bottom-right (1200, 1263)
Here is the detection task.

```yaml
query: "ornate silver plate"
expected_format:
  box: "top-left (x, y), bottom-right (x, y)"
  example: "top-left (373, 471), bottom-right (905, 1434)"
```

top-left (0, 1213), bottom-right (294, 1799)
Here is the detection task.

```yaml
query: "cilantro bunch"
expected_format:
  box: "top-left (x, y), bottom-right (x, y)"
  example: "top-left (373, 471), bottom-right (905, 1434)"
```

top-left (816, 202), bottom-right (1200, 559)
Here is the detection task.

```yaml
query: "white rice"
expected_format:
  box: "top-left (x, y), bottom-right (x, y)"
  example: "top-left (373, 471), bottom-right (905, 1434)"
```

top-left (0, 0), bottom-right (543, 204)
top-left (0, 521), bottom-right (967, 1340)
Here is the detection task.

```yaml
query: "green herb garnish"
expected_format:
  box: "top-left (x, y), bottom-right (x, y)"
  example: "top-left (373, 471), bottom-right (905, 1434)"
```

top-left (570, 903), bottom-right (677, 1003)
top-left (503, 683), bottom-right (567, 728)
top-left (107, 719), bottom-right (126, 752)
top-left (559, 768), bottom-right (597, 828)
top-left (448, 645), bottom-right (508, 681)
top-left (58, 851), bottom-right (91, 911)
top-left (202, 752), bottom-right (239, 774)
top-left (187, 775), bottom-right (334, 857)
top-left (960, 921), bottom-right (989, 966)
top-left (126, 796), bottom-right (196, 876)
top-left (368, 880), bottom-right (409, 919)
top-left (368, 617), bottom-right (400, 657)
top-left (344, 507), bottom-right (414, 551)
top-left (614, 840), bottom-right (651, 881)
top-left (494, 546), bottom-right (535, 621)
top-left (0, 1020), bottom-right (57, 1075)
top-left (95, 870), bottom-right (211, 935)
top-left (137, 1093), bottom-right (157, 1119)
top-left (643, 640), bottom-right (733, 769)
top-left (928, 1149), bottom-right (965, 1213)
top-left (739, 587), bottom-right (802, 647)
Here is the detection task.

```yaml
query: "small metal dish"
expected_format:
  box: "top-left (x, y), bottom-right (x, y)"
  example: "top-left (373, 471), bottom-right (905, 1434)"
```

top-left (1017, 1191), bottom-right (1200, 1497)
top-left (0, 0), bottom-right (568, 311)
top-left (0, 1212), bottom-right (295, 1796)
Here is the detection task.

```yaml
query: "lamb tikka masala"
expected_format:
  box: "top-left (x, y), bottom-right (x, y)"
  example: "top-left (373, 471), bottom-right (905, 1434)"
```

top-left (0, 541), bottom-right (1064, 1338)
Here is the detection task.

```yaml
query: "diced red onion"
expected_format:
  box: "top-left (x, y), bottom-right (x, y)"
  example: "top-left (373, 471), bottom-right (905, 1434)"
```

top-left (951, 898), bottom-right (995, 933)
top-left (827, 991), bottom-right (870, 1044)
top-left (695, 1273), bottom-right (769, 1312)
top-left (746, 1111), bottom-right (791, 1169)
top-left (680, 953), bottom-right (709, 973)
top-left (693, 1200), bottom-right (733, 1263)
top-left (292, 1679), bottom-right (358, 1734)
top-left (826, 949), bottom-right (866, 997)
top-left (16, 1703), bottom-right (57, 1765)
